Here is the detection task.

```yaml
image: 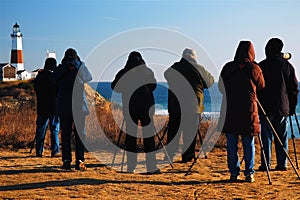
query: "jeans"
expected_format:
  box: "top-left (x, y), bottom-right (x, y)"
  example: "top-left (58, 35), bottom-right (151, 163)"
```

top-left (226, 133), bottom-right (255, 176)
top-left (260, 115), bottom-right (288, 168)
top-left (60, 114), bottom-right (86, 162)
top-left (35, 115), bottom-right (60, 156)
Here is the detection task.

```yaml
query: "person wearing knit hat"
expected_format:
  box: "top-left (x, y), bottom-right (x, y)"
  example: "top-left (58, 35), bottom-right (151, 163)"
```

top-left (182, 48), bottom-right (197, 63)
top-left (258, 38), bottom-right (299, 171)
top-left (265, 38), bottom-right (284, 58)
top-left (164, 48), bottom-right (214, 163)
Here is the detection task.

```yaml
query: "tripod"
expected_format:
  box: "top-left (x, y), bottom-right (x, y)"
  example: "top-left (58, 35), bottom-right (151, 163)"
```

top-left (196, 114), bottom-right (208, 159)
top-left (158, 114), bottom-right (206, 163)
top-left (29, 135), bottom-right (36, 153)
top-left (289, 114), bottom-right (299, 169)
top-left (186, 99), bottom-right (300, 183)
top-left (257, 100), bottom-right (300, 179)
top-left (111, 119), bottom-right (174, 171)
top-left (111, 120), bottom-right (125, 169)
top-left (185, 125), bottom-right (217, 176)
top-left (185, 114), bottom-right (222, 176)
top-left (229, 99), bottom-right (300, 181)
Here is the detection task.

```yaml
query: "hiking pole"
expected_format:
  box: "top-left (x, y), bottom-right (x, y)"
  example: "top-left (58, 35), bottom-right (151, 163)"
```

top-left (257, 99), bottom-right (300, 179)
top-left (29, 135), bottom-right (36, 153)
top-left (111, 120), bottom-right (125, 168)
top-left (258, 133), bottom-right (272, 185)
top-left (289, 116), bottom-right (299, 169)
top-left (185, 126), bottom-right (218, 176)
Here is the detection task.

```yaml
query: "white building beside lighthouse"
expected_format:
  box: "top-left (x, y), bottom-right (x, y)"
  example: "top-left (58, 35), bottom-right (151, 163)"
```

top-left (0, 23), bottom-right (49, 81)
top-left (10, 23), bottom-right (24, 71)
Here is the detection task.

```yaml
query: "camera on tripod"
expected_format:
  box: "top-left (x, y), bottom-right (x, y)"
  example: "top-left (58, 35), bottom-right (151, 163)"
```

top-left (281, 52), bottom-right (292, 60)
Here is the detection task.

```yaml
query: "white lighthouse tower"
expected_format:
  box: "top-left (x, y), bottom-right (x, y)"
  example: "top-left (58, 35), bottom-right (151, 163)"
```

top-left (10, 23), bottom-right (24, 71)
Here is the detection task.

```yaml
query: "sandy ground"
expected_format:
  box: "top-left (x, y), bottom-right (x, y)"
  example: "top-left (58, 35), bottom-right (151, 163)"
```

top-left (1, 140), bottom-right (300, 200)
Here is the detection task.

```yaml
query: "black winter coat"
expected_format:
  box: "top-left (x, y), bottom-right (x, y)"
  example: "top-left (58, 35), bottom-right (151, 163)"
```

top-left (111, 65), bottom-right (157, 119)
top-left (258, 55), bottom-right (298, 116)
top-left (34, 69), bottom-right (58, 115)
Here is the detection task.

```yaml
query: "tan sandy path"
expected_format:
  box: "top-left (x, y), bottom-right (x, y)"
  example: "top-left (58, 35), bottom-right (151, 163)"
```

top-left (1, 141), bottom-right (300, 199)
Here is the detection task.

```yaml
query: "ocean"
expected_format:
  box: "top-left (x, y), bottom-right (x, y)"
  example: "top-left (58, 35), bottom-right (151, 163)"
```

top-left (89, 82), bottom-right (300, 138)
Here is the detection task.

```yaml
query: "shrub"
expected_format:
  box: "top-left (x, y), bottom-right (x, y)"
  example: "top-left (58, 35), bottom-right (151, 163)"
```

top-left (0, 83), bottom-right (227, 150)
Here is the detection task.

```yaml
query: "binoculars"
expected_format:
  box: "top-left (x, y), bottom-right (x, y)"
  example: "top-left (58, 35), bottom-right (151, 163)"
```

top-left (281, 52), bottom-right (292, 60)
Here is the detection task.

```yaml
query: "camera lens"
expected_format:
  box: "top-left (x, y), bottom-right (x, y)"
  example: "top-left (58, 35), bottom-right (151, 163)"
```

top-left (281, 53), bottom-right (292, 60)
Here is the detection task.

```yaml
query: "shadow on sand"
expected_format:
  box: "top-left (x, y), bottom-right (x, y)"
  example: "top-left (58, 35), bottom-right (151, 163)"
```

top-left (0, 177), bottom-right (235, 192)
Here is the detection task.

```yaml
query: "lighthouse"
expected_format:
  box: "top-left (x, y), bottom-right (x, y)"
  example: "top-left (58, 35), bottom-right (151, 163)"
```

top-left (10, 23), bottom-right (24, 71)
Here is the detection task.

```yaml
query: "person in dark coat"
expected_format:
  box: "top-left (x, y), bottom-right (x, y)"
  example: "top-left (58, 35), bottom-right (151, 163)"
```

top-left (52, 48), bottom-right (92, 170)
top-left (258, 38), bottom-right (298, 171)
top-left (34, 57), bottom-right (60, 157)
top-left (164, 48), bottom-right (214, 163)
top-left (218, 41), bottom-right (265, 182)
top-left (111, 51), bottom-right (159, 173)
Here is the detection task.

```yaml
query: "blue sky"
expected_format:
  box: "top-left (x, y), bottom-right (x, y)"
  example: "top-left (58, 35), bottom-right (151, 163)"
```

top-left (1, 0), bottom-right (300, 81)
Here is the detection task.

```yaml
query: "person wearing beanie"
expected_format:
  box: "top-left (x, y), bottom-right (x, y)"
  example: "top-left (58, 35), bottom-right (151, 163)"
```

top-left (218, 41), bottom-right (265, 182)
top-left (182, 48), bottom-right (197, 63)
top-left (52, 48), bottom-right (92, 171)
top-left (258, 38), bottom-right (299, 171)
top-left (164, 48), bottom-right (214, 163)
top-left (33, 57), bottom-right (60, 158)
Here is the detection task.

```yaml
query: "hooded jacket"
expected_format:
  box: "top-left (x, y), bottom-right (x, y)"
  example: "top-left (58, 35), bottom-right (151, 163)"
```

top-left (218, 41), bottom-right (265, 136)
top-left (111, 52), bottom-right (156, 119)
top-left (258, 38), bottom-right (298, 116)
top-left (164, 49), bottom-right (214, 114)
top-left (52, 49), bottom-right (92, 117)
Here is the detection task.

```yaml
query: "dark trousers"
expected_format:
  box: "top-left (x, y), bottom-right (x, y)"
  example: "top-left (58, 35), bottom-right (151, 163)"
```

top-left (166, 112), bottom-right (198, 161)
top-left (60, 114), bottom-right (86, 163)
top-left (124, 111), bottom-right (157, 172)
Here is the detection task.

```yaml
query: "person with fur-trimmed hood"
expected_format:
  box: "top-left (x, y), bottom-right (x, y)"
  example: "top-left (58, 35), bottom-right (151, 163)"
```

top-left (218, 41), bottom-right (265, 182)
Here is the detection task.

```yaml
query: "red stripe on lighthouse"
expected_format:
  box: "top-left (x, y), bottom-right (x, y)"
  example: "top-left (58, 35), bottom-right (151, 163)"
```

top-left (10, 50), bottom-right (23, 64)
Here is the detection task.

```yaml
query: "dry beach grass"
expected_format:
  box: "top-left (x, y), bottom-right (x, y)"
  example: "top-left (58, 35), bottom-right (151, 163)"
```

top-left (1, 81), bottom-right (300, 199)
